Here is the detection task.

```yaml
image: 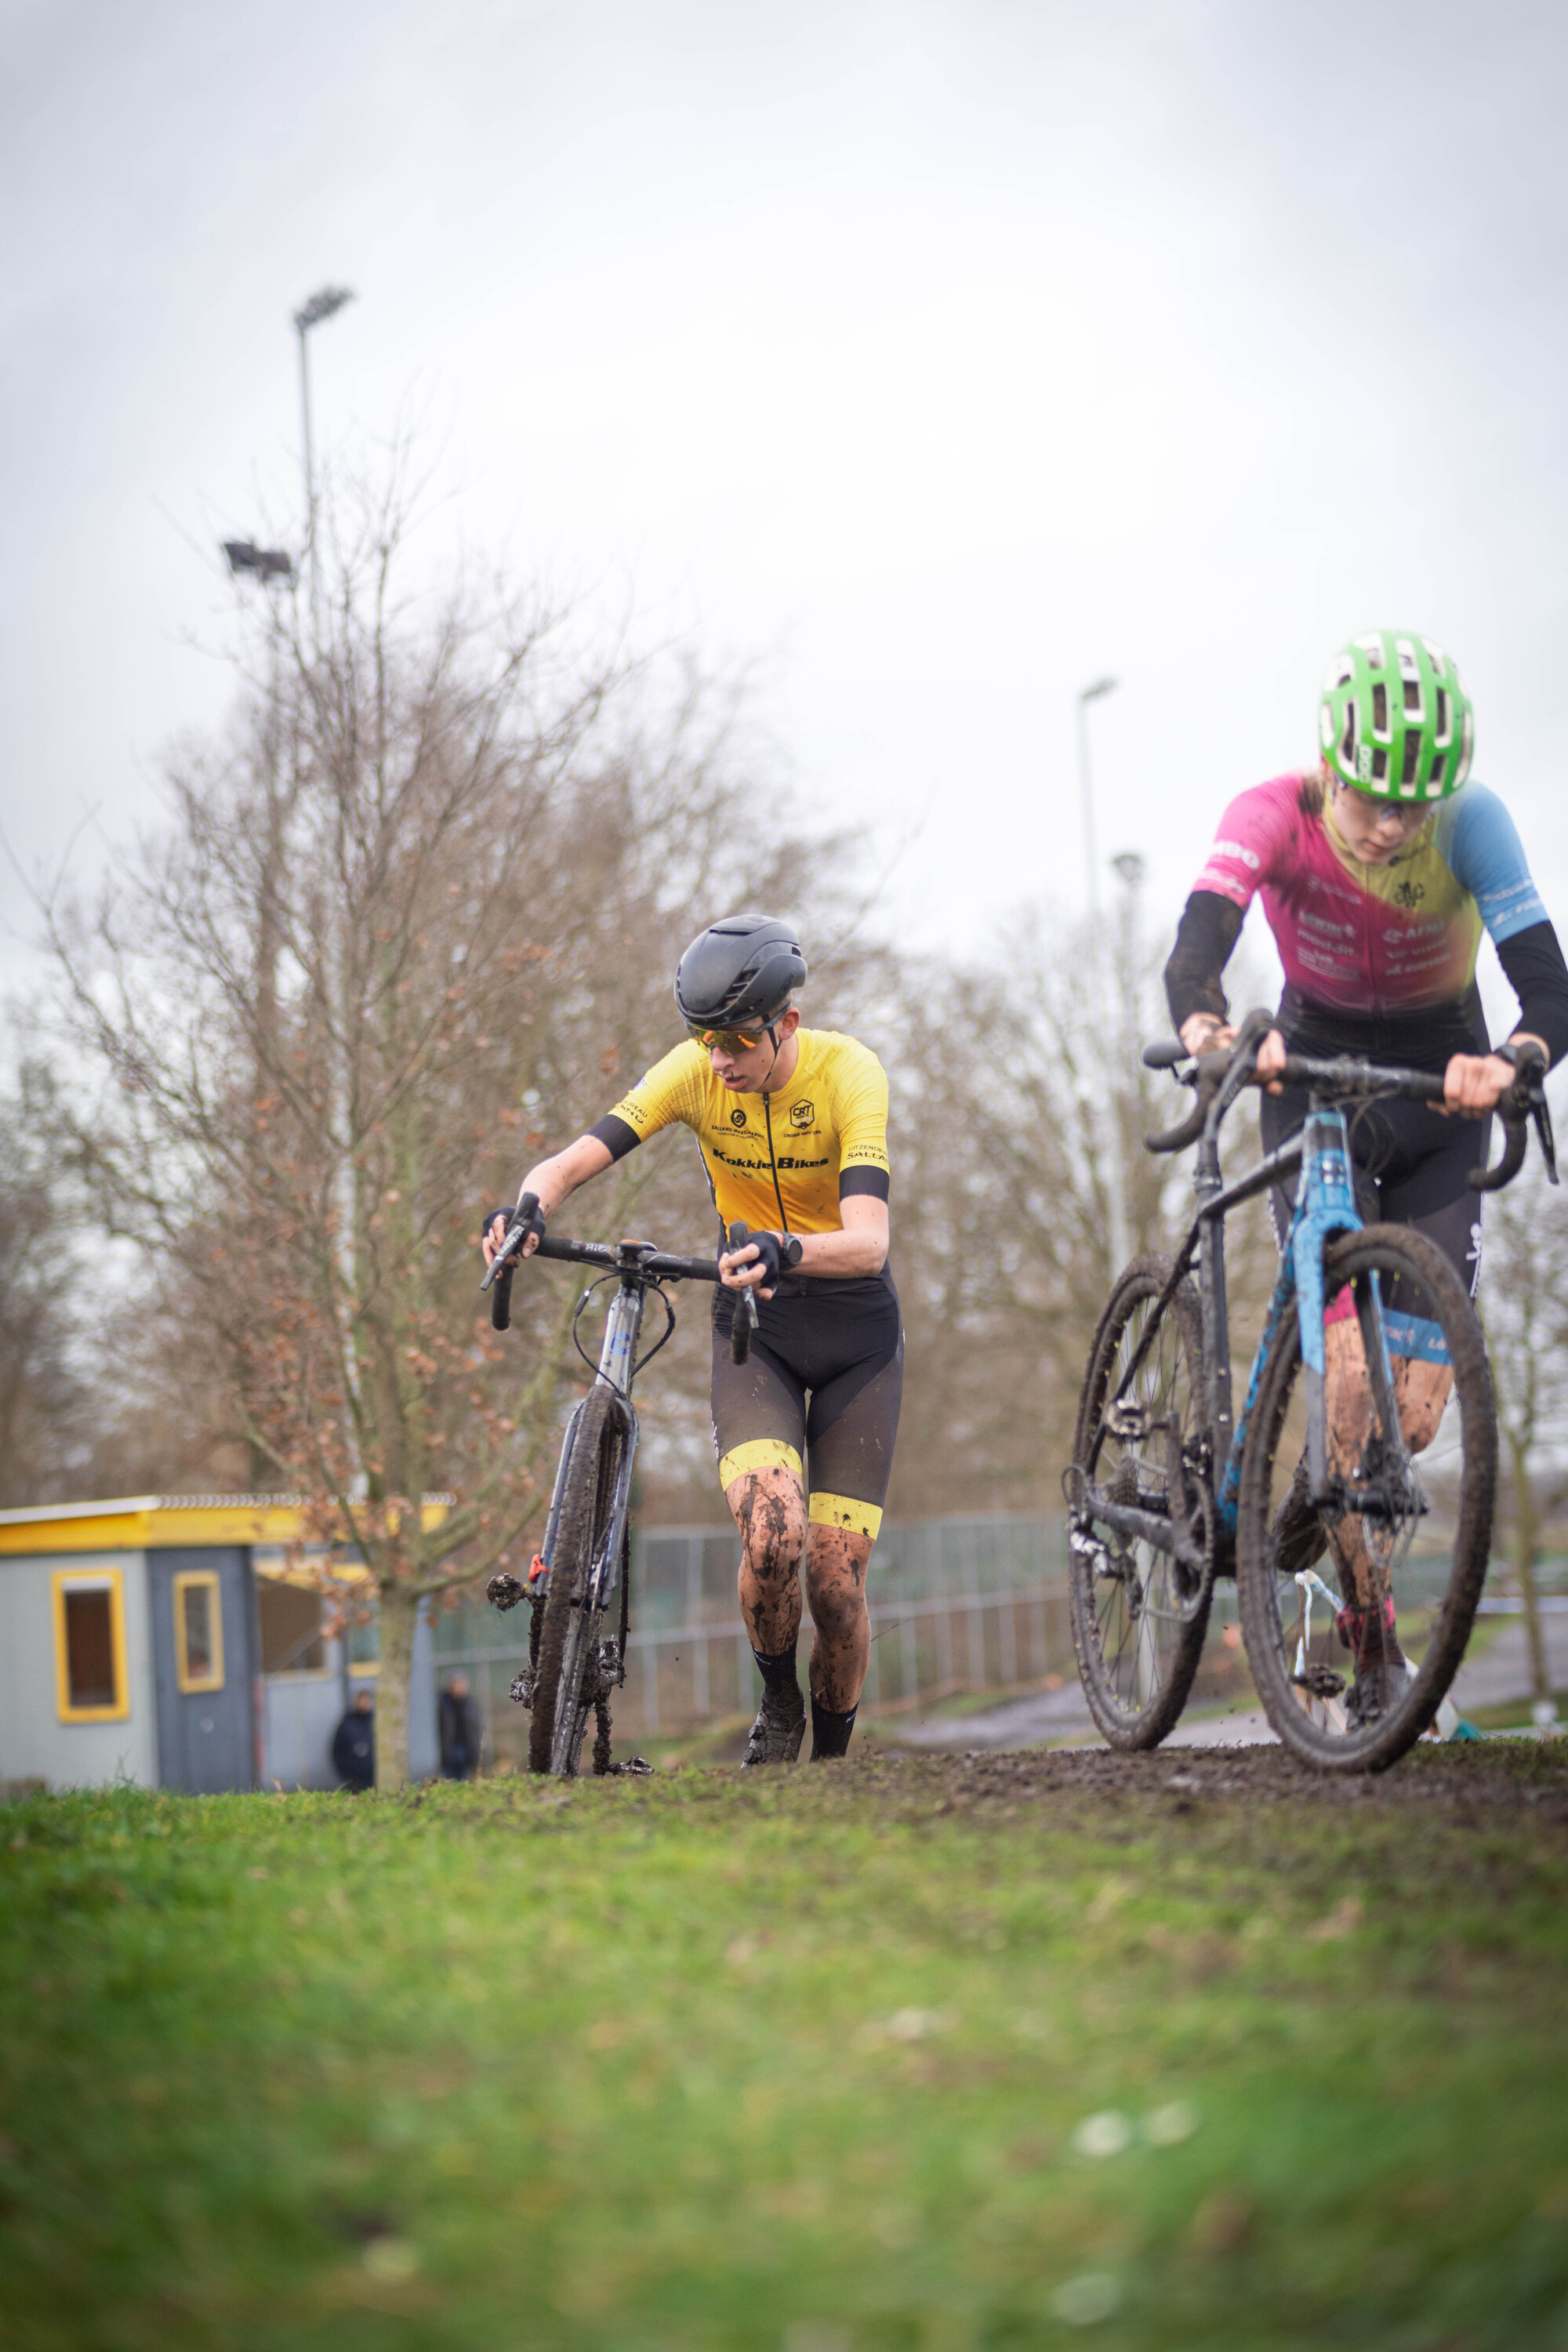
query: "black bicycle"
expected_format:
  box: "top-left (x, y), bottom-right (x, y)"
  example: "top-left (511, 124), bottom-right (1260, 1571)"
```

top-left (1066, 1014), bottom-right (1555, 1771)
top-left (480, 1197), bottom-right (767, 1777)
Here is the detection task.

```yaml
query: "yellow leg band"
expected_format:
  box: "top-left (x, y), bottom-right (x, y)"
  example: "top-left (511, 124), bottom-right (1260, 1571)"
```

top-left (719, 1439), bottom-right (803, 1489)
top-left (808, 1492), bottom-right (883, 1541)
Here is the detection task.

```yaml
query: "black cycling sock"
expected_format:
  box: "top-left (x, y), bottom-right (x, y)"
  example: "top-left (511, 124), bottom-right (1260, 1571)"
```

top-left (810, 1697), bottom-right (857, 1760)
top-left (753, 1645), bottom-right (801, 1699)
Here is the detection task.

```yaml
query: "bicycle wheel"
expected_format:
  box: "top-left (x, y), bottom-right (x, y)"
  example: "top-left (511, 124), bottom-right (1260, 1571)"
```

top-left (1236, 1223), bottom-right (1496, 1773)
top-left (1069, 1254), bottom-right (1214, 1748)
top-left (529, 1382), bottom-right (628, 1776)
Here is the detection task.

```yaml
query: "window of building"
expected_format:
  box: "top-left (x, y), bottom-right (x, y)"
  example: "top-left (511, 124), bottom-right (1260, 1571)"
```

top-left (173, 1571), bottom-right (224, 1693)
top-left (53, 1570), bottom-right (129, 1723)
top-left (257, 1580), bottom-right (326, 1675)
top-left (346, 1600), bottom-right (380, 1672)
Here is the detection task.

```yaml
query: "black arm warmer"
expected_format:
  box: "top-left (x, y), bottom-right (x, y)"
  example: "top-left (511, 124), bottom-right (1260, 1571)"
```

top-left (1164, 891), bottom-right (1244, 1033)
top-left (840, 1167), bottom-right (890, 1203)
top-left (587, 1113), bottom-right (641, 1162)
top-left (1495, 920), bottom-right (1568, 1070)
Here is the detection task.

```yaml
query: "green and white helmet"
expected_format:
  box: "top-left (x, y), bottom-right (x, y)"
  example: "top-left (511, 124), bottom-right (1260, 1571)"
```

top-left (1319, 630), bottom-right (1474, 800)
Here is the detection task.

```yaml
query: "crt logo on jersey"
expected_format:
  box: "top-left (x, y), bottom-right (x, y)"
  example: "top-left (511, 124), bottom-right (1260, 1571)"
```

top-left (789, 1099), bottom-right (815, 1129)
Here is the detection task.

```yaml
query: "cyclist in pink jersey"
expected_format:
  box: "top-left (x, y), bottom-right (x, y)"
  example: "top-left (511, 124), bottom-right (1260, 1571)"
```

top-left (1163, 630), bottom-right (1568, 1720)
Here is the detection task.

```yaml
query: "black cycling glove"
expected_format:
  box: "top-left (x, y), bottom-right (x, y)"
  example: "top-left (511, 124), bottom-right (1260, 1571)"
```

top-left (727, 1225), bottom-right (803, 1283)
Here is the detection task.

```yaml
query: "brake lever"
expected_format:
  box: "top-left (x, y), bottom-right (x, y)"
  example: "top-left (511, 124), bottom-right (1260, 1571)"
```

top-left (1534, 1091), bottom-right (1559, 1185)
top-left (1468, 1067), bottom-right (1559, 1192)
top-left (479, 1221), bottom-right (526, 1293)
top-left (1507, 1051), bottom-right (1557, 1186)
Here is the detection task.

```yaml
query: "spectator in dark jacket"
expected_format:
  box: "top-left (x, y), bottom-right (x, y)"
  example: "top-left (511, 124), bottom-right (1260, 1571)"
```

top-left (332, 1686), bottom-right (376, 1791)
top-left (439, 1674), bottom-right (481, 1780)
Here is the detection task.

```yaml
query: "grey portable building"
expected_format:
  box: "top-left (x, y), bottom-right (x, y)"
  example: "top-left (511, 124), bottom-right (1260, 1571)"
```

top-left (0, 1497), bottom-right (438, 1792)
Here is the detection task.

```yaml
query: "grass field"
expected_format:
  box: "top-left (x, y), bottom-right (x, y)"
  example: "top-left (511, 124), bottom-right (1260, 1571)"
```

top-left (4, 1744), bottom-right (1568, 2351)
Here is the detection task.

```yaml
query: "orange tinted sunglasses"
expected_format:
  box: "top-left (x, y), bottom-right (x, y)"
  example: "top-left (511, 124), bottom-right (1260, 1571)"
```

top-left (688, 1024), bottom-right (763, 1053)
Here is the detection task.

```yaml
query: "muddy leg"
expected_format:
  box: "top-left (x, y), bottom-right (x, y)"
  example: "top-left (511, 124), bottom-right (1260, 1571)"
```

top-left (803, 1523), bottom-right (873, 1712)
top-left (728, 1467), bottom-right (808, 1654)
top-left (1323, 1319), bottom-right (1454, 1622)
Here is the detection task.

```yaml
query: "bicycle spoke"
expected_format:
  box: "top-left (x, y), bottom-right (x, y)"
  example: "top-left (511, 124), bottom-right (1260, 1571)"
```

top-left (1239, 1225), bottom-right (1494, 1770)
top-left (1070, 1256), bottom-right (1212, 1747)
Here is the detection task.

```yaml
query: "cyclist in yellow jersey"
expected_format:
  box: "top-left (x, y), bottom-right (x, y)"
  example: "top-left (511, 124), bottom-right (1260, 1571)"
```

top-left (481, 916), bottom-right (901, 1767)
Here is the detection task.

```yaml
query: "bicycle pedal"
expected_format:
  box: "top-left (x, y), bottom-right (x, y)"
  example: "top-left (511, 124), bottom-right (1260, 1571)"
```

top-left (1292, 1665), bottom-right (1346, 1700)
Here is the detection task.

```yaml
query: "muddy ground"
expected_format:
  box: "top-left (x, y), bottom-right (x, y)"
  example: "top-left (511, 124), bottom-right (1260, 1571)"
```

top-left (817, 1733), bottom-right (1568, 1828)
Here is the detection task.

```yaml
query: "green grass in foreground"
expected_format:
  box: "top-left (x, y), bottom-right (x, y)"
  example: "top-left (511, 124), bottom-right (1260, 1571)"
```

top-left (3, 1747), bottom-right (1568, 2351)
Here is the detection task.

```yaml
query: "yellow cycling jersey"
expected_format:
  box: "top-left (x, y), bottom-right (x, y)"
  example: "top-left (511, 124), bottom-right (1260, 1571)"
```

top-left (600, 1028), bottom-right (891, 1236)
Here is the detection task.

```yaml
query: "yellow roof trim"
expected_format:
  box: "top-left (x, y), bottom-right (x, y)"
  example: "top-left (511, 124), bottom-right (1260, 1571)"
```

top-left (0, 1494), bottom-right (453, 1558)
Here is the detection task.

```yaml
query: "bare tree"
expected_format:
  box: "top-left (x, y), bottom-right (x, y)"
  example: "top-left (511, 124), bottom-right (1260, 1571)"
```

top-left (884, 870), bottom-right (1279, 1516)
top-left (40, 456), bottom-right (837, 1784)
top-left (0, 1062), bottom-right (97, 1504)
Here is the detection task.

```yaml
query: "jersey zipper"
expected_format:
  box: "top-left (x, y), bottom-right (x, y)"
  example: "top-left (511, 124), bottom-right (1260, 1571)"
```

top-left (1366, 866), bottom-right (1381, 1015)
top-left (762, 1093), bottom-right (791, 1233)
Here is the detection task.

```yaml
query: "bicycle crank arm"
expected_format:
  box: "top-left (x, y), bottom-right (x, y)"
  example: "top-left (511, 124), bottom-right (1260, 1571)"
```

top-left (1069, 1481), bottom-right (1209, 1572)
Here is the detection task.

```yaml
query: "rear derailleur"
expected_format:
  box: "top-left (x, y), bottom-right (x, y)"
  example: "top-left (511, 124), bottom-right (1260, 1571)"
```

top-left (510, 1635), bottom-right (622, 1715)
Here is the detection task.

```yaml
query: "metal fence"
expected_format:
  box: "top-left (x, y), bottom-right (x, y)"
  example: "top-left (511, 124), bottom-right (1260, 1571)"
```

top-left (433, 1514), bottom-right (1074, 1765)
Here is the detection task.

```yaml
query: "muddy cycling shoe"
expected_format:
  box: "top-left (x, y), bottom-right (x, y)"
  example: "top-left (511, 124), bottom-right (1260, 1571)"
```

top-left (1270, 1457), bottom-right (1328, 1579)
top-left (1345, 1651), bottom-right (1410, 1729)
top-left (741, 1683), bottom-right (806, 1768)
top-left (488, 1570), bottom-right (526, 1612)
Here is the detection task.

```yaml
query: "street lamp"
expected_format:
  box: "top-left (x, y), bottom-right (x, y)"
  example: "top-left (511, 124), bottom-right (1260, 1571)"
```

top-left (1076, 675), bottom-right (1119, 916)
top-left (220, 532), bottom-right (296, 1140)
top-left (223, 540), bottom-right (294, 585)
top-left (222, 539), bottom-right (294, 705)
top-left (292, 283), bottom-right (355, 621)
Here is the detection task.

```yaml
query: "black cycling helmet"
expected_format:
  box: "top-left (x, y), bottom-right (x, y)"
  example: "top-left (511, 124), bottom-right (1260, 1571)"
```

top-left (673, 914), bottom-right (807, 1033)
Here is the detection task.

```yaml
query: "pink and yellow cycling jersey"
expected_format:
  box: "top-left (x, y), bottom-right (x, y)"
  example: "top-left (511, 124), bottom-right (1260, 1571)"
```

top-left (1192, 774), bottom-right (1548, 1017)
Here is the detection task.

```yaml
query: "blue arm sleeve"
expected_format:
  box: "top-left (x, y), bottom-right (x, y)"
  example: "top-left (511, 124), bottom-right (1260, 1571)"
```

top-left (1442, 784), bottom-right (1550, 946)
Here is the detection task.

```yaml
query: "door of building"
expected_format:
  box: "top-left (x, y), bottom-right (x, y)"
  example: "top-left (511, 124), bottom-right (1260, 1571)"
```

top-left (147, 1548), bottom-right (257, 1791)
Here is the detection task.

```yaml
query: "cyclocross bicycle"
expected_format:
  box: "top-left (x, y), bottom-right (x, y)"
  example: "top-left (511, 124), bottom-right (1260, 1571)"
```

top-left (1065, 1009), bottom-right (1556, 1771)
top-left (480, 1197), bottom-right (768, 1777)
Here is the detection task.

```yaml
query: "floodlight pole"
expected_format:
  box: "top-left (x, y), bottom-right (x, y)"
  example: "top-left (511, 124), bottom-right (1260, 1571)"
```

top-left (1076, 675), bottom-right (1119, 916)
top-left (222, 539), bottom-right (298, 1486)
top-left (291, 285), bottom-right (355, 636)
top-left (297, 323), bottom-right (316, 583)
top-left (1099, 845), bottom-right (1148, 1276)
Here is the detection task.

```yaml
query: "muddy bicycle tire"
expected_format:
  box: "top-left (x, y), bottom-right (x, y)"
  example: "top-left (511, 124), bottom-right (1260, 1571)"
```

top-left (528, 1383), bottom-right (628, 1776)
top-left (1236, 1224), bottom-right (1496, 1773)
top-left (1069, 1254), bottom-right (1214, 1748)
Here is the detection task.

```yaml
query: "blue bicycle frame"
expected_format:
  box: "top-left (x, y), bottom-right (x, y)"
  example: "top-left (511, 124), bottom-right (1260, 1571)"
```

top-left (1081, 1040), bottom-right (1411, 1576)
top-left (1208, 1105), bottom-right (1401, 1539)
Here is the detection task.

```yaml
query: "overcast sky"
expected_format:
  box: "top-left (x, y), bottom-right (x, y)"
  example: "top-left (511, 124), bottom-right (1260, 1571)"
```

top-left (5, 0), bottom-right (1568, 1009)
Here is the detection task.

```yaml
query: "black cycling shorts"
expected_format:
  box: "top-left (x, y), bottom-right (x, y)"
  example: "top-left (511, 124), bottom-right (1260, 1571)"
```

top-left (710, 1271), bottom-right (903, 1541)
top-left (1260, 1080), bottom-right (1487, 1308)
